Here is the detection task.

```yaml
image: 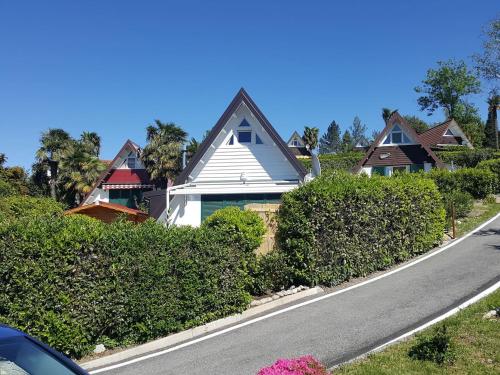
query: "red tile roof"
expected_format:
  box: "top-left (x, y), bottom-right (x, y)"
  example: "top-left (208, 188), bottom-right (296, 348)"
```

top-left (364, 145), bottom-right (435, 166)
top-left (104, 169), bottom-right (150, 184)
top-left (419, 120), bottom-right (454, 147)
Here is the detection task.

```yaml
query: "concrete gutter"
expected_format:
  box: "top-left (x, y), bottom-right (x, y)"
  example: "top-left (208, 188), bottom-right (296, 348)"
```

top-left (80, 286), bottom-right (323, 371)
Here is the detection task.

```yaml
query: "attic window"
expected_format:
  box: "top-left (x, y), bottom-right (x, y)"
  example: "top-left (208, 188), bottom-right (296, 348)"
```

top-left (383, 124), bottom-right (411, 145)
top-left (445, 129), bottom-right (454, 136)
top-left (291, 139), bottom-right (301, 146)
top-left (127, 157), bottom-right (136, 168)
top-left (238, 131), bottom-right (252, 143)
top-left (227, 135), bottom-right (234, 145)
top-left (239, 119), bottom-right (251, 127)
top-left (256, 134), bottom-right (263, 144)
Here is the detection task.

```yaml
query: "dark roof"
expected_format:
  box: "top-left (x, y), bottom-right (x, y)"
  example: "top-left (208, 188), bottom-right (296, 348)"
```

top-left (364, 145), bottom-right (436, 166)
top-left (143, 190), bottom-right (166, 219)
top-left (353, 111), bottom-right (445, 173)
top-left (289, 146), bottom-right (311, 156)
top-left (419, 119), bottom-right (465, 147)
top-left (81, 140), bottom-right (142, 205)
top-left (175, 88), bottom-right (307, 185)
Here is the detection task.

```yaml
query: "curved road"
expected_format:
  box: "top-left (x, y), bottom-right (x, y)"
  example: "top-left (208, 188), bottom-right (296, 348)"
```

top-left (95, 215), bottom-right (500, 375)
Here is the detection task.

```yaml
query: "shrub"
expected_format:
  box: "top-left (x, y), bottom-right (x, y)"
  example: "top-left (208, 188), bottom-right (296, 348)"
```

top-left (409, 325), bottom-right (456, 365)
top-left (427, 168), bottom-right (496, 199)
top-left (257, 356), bottom-right (329, 375)
top-left (483, 194), bottom-right (496, 205)
top-left (435, 148), bottom-right (497, 168)
top-left (252, 250), bottom-right (295, 294)
top-left (277, 172), bottom-right (445, 287)
top-left (477, 158), bottom-right (500, 193)
top-left (441, 190), bottom-right (473, 219)
top-left (0, 196), bottom-right (64, 221)
top-left (0, 179), bottom-right (16, 198)
top-left (0, 214), bottom-right (251, 358)
top-left (301, 152), bottom-right (365, 173)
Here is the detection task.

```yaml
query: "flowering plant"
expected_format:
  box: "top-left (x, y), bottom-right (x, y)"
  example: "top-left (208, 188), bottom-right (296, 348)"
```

top-left (257, 355), bottom-right (329, 375)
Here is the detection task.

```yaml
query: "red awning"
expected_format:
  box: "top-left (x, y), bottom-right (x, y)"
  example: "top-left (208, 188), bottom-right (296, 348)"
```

top-left (103, 169), bottom-right (151, 184)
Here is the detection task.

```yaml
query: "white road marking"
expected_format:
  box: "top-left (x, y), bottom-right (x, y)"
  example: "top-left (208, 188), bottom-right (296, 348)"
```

top-left (90, 213), bottom-right (500, 374)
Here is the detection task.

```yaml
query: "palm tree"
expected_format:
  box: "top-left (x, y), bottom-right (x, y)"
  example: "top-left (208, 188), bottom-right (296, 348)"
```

top-left (36, 129), bottom-right (72, 199)
top-left (485, 94), bottom-right (500, 149)
top-left (80, 131), bottom-right (101, 156)
top-left (59, 142), bottom-right (106, 205)
top-left (302, 126), bottom-right (319, 151)
top-left (141, 120), bottom-right (187, 188)
top-left (382, 108), bottom-right (393, 123)
top-left (0, 153), bottom-right (6, 168)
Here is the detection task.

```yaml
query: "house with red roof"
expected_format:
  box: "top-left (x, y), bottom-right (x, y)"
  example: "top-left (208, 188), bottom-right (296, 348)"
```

top-left (353, 111), bottom-right (445, 176)
top-left (81, 140), bottom-right (155, 209)
top-left (419, 119), bottom-right (473, 150)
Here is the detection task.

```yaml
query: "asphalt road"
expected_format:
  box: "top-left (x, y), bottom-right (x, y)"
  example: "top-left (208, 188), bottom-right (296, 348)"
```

top-left (98, 216), bottom-right (500, 375)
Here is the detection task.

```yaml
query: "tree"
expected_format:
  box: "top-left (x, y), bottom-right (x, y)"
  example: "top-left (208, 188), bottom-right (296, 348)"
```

top-left (484, 94), bottom-right (499, 149)
top-left (382, 108), bottom-right (393, 123)
top-left (59, 141), bottom-right (106, 206)
top-left (36, 128), bottom-right (72, 200)
top-left (403, 115), bottom-right (429, 134)
top-left (350, 116), bottom-right (368, 146)
top-left (0, 153), bottom-right (6, 168)
top-left (415, 60), bottom-right (481, 119)
top-left (341, 130), bottom-right (353, 152)
top-left (80, 131), bottom-right (101, 156)
top-left (319, 121), bottom-right (341, 154)
top-left (141, 120), bottom-right (187, 188)
top-left (370, 130), bottom-right (381, 144)
top-left (302, 126), bottom-right (319, 151)
top-left (473, 17), bottom-right (500, 87)
top-left (452, 102), bottom-right (485, 147)
top-left (186, 137), bottom-right (199, 163)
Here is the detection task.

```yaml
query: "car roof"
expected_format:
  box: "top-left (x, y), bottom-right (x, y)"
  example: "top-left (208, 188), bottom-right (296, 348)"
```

top-left (0, 324), bottom-right (25, 339)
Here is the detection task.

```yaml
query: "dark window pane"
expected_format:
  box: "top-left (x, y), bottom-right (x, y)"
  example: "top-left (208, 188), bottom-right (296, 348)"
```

top-left (256, 134), bottom-right (263, 144)
top-left (238, 131), bottom-right (252, 143)
top-left (239, 119), bottom-right (251, 127)
top-left (392, 132), bottom-right (402, 143)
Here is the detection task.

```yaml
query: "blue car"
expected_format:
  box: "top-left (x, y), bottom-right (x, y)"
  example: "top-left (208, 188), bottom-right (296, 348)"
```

top-left (0, 324), bottom-right (89, 375)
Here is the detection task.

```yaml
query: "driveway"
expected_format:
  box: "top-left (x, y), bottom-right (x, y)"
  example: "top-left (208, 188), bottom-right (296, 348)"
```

top-left (94, 215), bottom-right (500, 375)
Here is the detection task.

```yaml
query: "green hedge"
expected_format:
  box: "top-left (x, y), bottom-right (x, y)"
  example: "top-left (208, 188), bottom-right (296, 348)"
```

top-left (435, 148), bottom-right (499, 168)
top-left (477, 158), bottom-right (500, 193)
top-left (276, 172), bottom-right (445, 287)
top-left (427, 168), bottom-right (496, 199)
top-left (0, 196), bottom-right (64, 222)
top-left (0, 214), bottom-right (251, 358)
top-left (301, 152), bottom-right (365, 172)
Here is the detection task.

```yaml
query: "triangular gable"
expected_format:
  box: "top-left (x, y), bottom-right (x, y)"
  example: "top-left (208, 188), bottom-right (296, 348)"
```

top-left (287, 131), bottom-right (305, 147)
top-left (175, 88), bottom-right (307, 185)
top-left (419, 119), bottom-right (473, 148)
top-left (81, 139), bottom-right (142, 205)
top-left (353, 111), bottom-right (445, 173)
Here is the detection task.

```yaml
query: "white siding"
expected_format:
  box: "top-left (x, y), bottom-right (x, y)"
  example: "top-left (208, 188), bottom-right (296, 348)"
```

top-left (188, 103), bottom-right (300, 183)
top-left (166, 194), bottom-right (201, 227)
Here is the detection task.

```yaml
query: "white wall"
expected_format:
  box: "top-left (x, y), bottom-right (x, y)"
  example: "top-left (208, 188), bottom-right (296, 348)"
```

top-left (165, 194), bottom-right (202, 227)
top-left (84, 188), bottom-right (109, 205)
top-left (361, 166), bottom-right (372, 176)
top-left (187, 103), bottom-right (300, 183)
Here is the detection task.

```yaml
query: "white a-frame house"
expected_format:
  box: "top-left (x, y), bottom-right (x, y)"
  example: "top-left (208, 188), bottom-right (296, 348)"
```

top-left (159, 88), bottom-right (307, 226)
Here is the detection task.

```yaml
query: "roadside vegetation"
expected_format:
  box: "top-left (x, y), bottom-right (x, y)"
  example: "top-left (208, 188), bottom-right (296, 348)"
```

top-left (336, 289), bottom-right (500, 375)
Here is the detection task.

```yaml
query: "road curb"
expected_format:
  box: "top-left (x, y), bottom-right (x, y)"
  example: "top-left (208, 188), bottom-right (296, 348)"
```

top-left (80, 286), bottom-right (323, 371)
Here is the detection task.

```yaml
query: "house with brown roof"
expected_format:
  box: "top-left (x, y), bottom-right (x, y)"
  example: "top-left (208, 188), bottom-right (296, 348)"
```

top-left (287, 131), bottom-right (311, 158)
top-left (158, 88), bottom-right (308, 226)
top-left (82, 139), bottom-right (155, 209)
top-left (419, 119), bottom-right (473, 150)
top-left (353, 111), bottom-right (445, 176)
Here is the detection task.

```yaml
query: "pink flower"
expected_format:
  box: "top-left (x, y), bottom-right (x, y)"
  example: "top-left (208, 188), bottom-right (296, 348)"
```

top-left (257, 355), bottom-right (329, 375)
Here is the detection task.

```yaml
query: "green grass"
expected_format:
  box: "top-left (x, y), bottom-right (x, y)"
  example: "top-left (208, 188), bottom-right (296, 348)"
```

top-left (336, 289), bottom-right (500, 374)
top-left (455, 201), bottom-right (500, 238)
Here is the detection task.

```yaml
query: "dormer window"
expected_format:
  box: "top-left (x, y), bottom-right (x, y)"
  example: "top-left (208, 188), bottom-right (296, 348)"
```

top-left (383, 124), bottom-right (411, 145)
top-left (127, 157), bottom-right (136, 168)
top-left (445, 129), bottom-right (454, 136)
top-left (291, 139), bottom-right (301, 146)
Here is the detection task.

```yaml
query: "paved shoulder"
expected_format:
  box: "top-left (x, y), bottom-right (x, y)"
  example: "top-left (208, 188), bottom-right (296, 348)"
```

top-left (100, 216), bottom-right (500, 375)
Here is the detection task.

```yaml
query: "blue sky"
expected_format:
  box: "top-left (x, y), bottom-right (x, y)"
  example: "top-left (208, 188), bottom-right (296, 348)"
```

top-left (0, 0), bottom-right (497, 169)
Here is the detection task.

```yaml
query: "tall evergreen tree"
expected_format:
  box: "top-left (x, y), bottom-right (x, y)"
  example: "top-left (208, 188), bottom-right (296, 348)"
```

top-left (350, 116), bottom-right (368, 146)
top-left (319, 120), bottom-right (341, 154)
top-left (341, 130), bottom-right (353, 152)
top-left (484, 94), bottom-right (499, 149)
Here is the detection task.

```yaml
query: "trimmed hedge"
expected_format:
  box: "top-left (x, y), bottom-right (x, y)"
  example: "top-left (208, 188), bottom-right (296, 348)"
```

top-left (0, 214), bottom-right (251, 358)
top-left (477, 158), bottom-right (500, 193)
top-left (435, 148), bottom-right (499, 168)
top-left (0, 196), bottom-right (64, 221)
top-left (427, 168), bottom-right (496, 199)
top-left (276, 172), bottom-right (445, 287)
top-left (301, 152), bottom-right (365, 173)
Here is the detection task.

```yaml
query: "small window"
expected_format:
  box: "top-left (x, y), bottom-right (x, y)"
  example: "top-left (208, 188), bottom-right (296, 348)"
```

top-left (383, 135), bottom-right (391, 144)
top-left (239, 119), bottom-right (251, 127)
top-left (227, 135), bottom-right (234, 145)
top-left (256, 134), bottom-right (263, 144)
top-left (127, 157), bottom-right (136, 168)
top-left (391, 132), bottom-right (402, 144)
top-left (403, 133), bottom-right (411, 143)
top-left (445, 129), bottom-right (454, 136)
top-left (291, 139), bottom-right (300, 146)
top-left (238, 131), bottom-right (252, 143)
top-left (393, 124), bottom-right (401, 131)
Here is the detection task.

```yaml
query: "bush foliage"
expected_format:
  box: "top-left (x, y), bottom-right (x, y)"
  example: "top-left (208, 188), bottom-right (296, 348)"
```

top-left (276, 172), bottom-right (445, 287)
top-left (409, 325), bottom-right (456, 365)
top-left (0, 196), bottom-right (64, 222)
top-left (441, 190), bottom-right (473, 219)
top-left (0, 214), bottom-right (251, 358)
top-left (301, 152), bottom-right (365, 173)
top-left (427, 168), bottom-right (496, 199)
top-left (435, 148), bottom-right (499, 168)
top-left (477, 158), bottom-right (500, 193)
top-left (257, 355), bottom-right (329, 375)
